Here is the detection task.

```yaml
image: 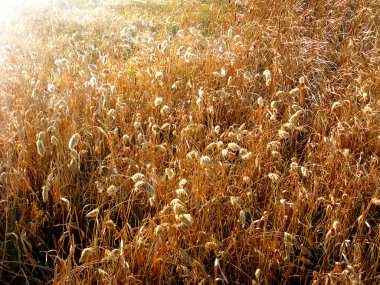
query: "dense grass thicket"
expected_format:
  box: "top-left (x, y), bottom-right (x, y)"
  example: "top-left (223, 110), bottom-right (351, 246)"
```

top-left (1, 0), bottom-right (380, 283)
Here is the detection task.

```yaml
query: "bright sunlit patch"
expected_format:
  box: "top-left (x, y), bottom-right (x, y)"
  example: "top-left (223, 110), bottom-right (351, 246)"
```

top-left (0, 0), bottom-right (52, 24)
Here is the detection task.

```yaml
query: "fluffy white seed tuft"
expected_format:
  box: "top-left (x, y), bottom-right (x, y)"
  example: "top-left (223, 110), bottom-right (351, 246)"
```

top-left (200, 156), bottom-right (212, 168)
top-left (37, 131), bottom-right (45, 140)
top-left (176, 188), bottom-right (188, 199)
top-left (79, 247), bottom-right (96, 263)
top-left (154, 97), bottom-right (163, 107)
top-left (165, 168), bottom-right (176, 180)
top-left (36, 140), bottom-right (46, 157)
top-left (106, 185), bottom-right (118, 196)
top-left (228, 142), bottom-right (240, 152)
top-left (86, 208), bottom-right (99, 218)
top-left (186, 150), bottom-right (200, 160)
top-left (68, 133), bottom-right (80, 150)
top-left (131, 173), bottom-right (145, 182)
top-left (134, 181), bottom-right (154, 195)
top-left (268, 173), bottom-right (280, 182)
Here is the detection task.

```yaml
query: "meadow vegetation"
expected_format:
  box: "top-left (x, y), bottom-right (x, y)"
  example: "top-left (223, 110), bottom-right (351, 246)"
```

top-left (1, 0), bottom-right (380, 283)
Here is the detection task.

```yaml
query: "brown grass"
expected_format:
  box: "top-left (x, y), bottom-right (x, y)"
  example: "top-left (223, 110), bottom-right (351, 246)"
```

top-left (1, 0), bottom-right (380, 284)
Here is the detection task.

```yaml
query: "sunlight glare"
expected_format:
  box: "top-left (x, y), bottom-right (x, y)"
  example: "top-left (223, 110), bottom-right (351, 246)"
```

top-left (0, 0), bottom-right (52, 24)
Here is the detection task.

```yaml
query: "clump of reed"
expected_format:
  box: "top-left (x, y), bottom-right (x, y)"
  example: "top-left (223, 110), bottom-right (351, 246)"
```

top-left (1, 0), bottom-right (380, 284)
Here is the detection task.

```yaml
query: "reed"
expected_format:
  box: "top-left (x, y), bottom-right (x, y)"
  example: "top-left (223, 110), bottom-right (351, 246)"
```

top-left (1, 0), bottom-right (380, 284)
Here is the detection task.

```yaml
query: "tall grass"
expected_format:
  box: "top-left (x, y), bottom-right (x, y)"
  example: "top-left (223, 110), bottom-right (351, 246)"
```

top-left (1, 0), bottom-right (380, 284)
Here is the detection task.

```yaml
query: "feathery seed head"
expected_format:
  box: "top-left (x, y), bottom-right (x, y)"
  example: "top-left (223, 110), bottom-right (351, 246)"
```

top-left (170, 198), bottom-right (182, 206)
top-left (79, 247), bottom-right (96, 263)
top-left (263, 69), bottom-right (271, 86)
top-left (47, 83), bottom-right (55, 93)
top-left (239, 210), bottom-right (246, 226)
top-left (154, 224), bottom-right (163, 236)
top-left (177, 213), bottom-right (193, 226)
top-left (282, 122), bottom-right (295, 131)
top-left (241, 151), bottom-right (253, 160)
top-left (228, 76), bottom-right (233, 86)
top-left (68, 133), bottom-right (80, 150)
top-left (176, 188), bottom-right (188, 199)
top-left (275, 90), bottom-right (286, 97)
top-left (160, 105), bottom-right (170, 117)
top-left (255, 269), bottom-right (262, 281)
top-left (104, 219), bottom-right (116, 230)
top-left (37, 131), bottom-right (45, 140)
top-left (134, 121), bottom-right (141, 130)
top-left (257, 97), bottom-right (264, 107)
top-left (289, 87), bottom-right (299, 97)
top-left (155, 71), bottom-right (163, 79)
top-left (160, 205), bottom-right (172, 215)
top-left (69, 149), bottom-right (79, 160)
top-left (268, 173), bottom-right (280, 182)
top-left (36, 140), bottom-right (46, 157)
top-left (205, 142), bottom-right (218, 152)
top-left (165, 168), bottom-right (175, 180)
top-left (227, 27), bottom-right (233, 37)
top-left (267, 141), bottom-right (281, 151)
top-left (205, 241), bottom-right (219, 252)
top-left (363, 105), bottom-right (373, 116)
top-left (278, 130), bottom-right (290, 139)
top-left (243, 176), bottom-right (253, 186)
top-left (289, 110), bottom-right (304, 124)
top-left (134, 181), bottom-right (154, 194)
top-left (263, 69), bottom-right (271, 80)
top-left (42, 184), bottom-right (50, 203)
top-left (239, 148), bottom-right (248, 157)
top-left (154, 97), bottom-right (163, 107)
top-left (200, 156), bottom-right (212, 168)
top-left (108, 109), bottom-right (116, 119)
top-left (290, 162), bottom-right (299, 173)
top-left (106, 185), bottom-right (118, 196)
top-left (370, 198), bottom-right (380, 206)
top-left (137, 132), bottom-right (144, 143)
top-left (220, 68), bottom-right (227, 78)
top-left (95, 181), bottom-right (104, 193)
top-left (179, 178), bottom-right (188, 188)
top-left (228, 142), bottom-right (240, 152)
top-left (45, 126), bottom-right (54, 136)
top-left (222, 148), bottom-right (235, 159)
top-left (161, 123), bottom-right (171, 131)
top-left (332, 220), bottom-right (340, 232)
top-left (86, 208), bottom-right (99, 218)
top-left (186, 150), bottom-right (200, 160)
top-left (331, 101), bottom-right (342, 111)
top-left (122, 134), bottom-right (130, 144)
top-left (301, 166), bottom-right (309, 177)
top-left (270, 100), bottom-right (278, 111)
top-left (173, 202), bottom-right (187, 215)
top-left (51, 135), bottom-right (58, 145)
top-left (299, 76), bottom-right (305, 85)
top-left (271, 150), bottom-right (281, 159)
top-left (230, 196), bottom-right (243, 207)
top-left (131, 173), bottom-right (145, 182)
top-left (152, 124), bottom-right (160, 135)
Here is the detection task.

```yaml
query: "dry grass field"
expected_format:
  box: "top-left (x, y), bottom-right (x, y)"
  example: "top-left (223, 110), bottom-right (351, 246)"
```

top-left (1, 0), bottom-right (380, 284)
